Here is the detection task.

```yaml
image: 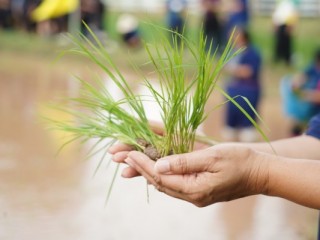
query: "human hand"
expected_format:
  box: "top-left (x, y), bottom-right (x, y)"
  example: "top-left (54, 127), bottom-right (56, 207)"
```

top-left (121, 144), bottom-right (269, 207)
top-left (108, 122), bottom-right (211, 178)
top-left (109, 139), bottom-right (210, 178)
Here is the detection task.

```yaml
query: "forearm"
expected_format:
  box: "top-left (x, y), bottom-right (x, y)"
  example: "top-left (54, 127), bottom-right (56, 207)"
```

top-left (243, 135), bottom-right (320, 160)
top-left (230, 65), bottom-right (252, 79)
top-left (303, 90), bottom-right (320, 104)
top-left (265, 154), bottom-right (320, 209)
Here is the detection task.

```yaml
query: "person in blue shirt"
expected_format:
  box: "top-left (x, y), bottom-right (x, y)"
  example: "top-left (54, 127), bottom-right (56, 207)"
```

top-left (223, 28), bottom-right (262, 142)
top-left (109, 112), bottom-right (320, 238)
top-left (292, 48), bottom-right (320, 108)
top-left (225, 0), bottom-right (249, 38)
top-left (166, 0), bottom-right (187, 45)
top-left (282, 48), bottom-right (320, 135)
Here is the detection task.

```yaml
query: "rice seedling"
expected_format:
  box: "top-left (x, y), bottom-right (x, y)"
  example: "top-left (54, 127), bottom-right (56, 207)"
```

top-left (49, 24), bottom-right (268, 202)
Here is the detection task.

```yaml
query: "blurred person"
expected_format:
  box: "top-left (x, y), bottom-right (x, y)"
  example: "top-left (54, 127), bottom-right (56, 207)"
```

top-left (35, 16), bottom-right (69, 36)
top-left (116, 14), bottom-right (141, 48)
top-left (225, 0), bottom-right (250, 37)
top-left (23, 0), bottom-right (40, 31)
top-left (281, 48), bottom-right (320, 135)
top-left (81, 0), bottom-right (105, 37)
top-left (0, 0), bottom-right (12, 29)
top-left (31, 0), bottom-right (79, 36)
top-left (11, 0), bottom-right (40, 31)
top-left (10, 0), bottom-right (24, 28)
top-left (109, 112), bottom-right (320, 238)
top-left (272, 0), bottom-right (299, 65)
top-left (223, 28), bottom-right (262, 142)
top-left (165, 0), bottom-right (187, 45)
top-left (201, 0), bottom-right (222, 54)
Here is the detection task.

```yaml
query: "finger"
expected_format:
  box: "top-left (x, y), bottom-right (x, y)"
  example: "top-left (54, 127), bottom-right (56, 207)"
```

top-left (121, 166), bottom-right (141, 178)
top-left (154, 149), bottom-right (212, 174)
top-left (125, 153), bottom-right (190, 201)
top-left (193, 141), bottom-right (210, 150)
top-left (149, 121), bottom-right (165, 136)
top-left (152, 171), bottom-right (206, 197)
top-left (126, 152), bottom-right (192, 193)
top-left (108, 143), bottom-right (134, 154)
top-left (126, 152), bottom-right (202, 204)
top-left (152, 183), bottom-right (191, 203)
top-left (153, 174), bottom-right (190, 193)
top-left (125, 151), bottom-right (158, 186)
top-left (113, 151), bottom-right (130, 163)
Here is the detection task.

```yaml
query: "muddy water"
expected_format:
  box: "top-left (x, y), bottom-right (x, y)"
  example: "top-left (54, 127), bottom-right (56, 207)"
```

top-left (0, 53), bottom-right (318, 240)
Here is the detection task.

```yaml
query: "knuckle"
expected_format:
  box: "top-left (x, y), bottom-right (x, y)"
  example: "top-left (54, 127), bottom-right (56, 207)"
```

top-left (152, 174), bottom-right (162, 185)
top-left (152, 174), bottom-right (164, 192)
top-left (154, 184), bottom-right (164, 192)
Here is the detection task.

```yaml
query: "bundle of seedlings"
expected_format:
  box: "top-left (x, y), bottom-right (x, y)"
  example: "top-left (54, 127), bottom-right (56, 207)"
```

top-left (50, 25), bottom-right (267, 201)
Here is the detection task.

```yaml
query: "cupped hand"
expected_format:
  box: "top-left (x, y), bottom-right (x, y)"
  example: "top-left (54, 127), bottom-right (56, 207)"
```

top-left (108, 121), bottom-right (210, 178)
top-left (108, 141), bottom-right (210, 178)
top-left (108, 121), bottom-right (165, 178)
top-left (121, 144), bottom-right (269, 207)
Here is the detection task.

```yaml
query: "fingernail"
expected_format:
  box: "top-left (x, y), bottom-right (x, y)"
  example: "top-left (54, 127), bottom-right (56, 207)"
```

top-left (155, 159), bottom-right (170, 173)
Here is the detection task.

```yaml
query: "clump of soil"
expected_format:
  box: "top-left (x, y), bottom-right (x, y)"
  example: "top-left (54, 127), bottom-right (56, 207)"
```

top-left (136, 138), bottom-right (163, 160)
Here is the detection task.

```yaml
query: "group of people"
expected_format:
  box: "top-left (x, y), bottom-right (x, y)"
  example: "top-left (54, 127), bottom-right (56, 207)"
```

top-left (0, 0), bottom-right (40, 32)
top-left (165, 0), bottom-right (249, 52)
top-left (0, 0), bottom-right (106, 36)
top-left (223, 29), bottom-right (320, 141)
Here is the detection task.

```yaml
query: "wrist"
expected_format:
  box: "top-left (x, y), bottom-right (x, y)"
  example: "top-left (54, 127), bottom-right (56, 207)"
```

top-left (247, 151), bottom-right (270, 196)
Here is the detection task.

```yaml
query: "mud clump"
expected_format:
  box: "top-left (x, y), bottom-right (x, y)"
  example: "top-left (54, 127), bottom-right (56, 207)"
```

top-left (136, 138), bottom-right (162, 160)
top-left (144, 145), bottom-right (162, 160)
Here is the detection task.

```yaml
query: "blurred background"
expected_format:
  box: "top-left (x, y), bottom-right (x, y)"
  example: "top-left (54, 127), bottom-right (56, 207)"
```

top-left (0, 0), bottom-right (319, 239)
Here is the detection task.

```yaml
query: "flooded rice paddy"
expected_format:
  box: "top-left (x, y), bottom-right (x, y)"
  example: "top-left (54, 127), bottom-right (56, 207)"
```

top-left (0, 48), bottom-right (318, 240)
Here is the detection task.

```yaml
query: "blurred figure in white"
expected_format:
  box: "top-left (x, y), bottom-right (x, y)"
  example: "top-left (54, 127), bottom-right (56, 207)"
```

top-left (116, 13), bottom-right (141, 48)
top-left (272, 0), bottom-right (299, 65)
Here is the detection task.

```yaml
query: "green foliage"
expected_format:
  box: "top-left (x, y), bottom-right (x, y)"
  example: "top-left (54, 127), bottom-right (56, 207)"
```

top-left (53, 26), bottom-right (243, 160)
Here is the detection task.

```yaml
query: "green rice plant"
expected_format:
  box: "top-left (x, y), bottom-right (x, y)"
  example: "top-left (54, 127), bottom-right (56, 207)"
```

top-left (50, 25), bottom-right (268, 201)
top-left (54, 25), bottom-right (269, 157)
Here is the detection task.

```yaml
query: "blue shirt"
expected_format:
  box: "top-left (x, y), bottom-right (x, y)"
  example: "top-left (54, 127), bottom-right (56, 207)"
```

top-left (166, 0), bottom-right (187, 28)
top-left (306, 113), bottom-right (320, 139)
top-left (225, 0), bottom-right (249, 33)
top-left (303, 64), bottom-right (320, 90)
top-left (230, 45), bottom-right (262, 90)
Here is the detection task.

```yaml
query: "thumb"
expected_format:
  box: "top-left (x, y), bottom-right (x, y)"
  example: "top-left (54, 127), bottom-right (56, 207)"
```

top-left (154, 150), bottom-right (209, 174)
